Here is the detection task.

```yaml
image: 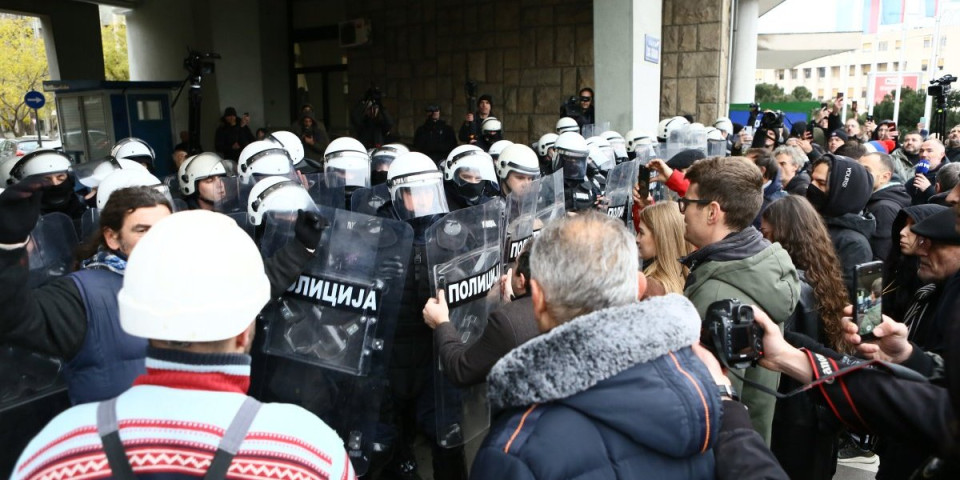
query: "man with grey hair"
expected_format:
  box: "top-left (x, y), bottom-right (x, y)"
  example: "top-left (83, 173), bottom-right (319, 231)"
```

top-left (909, 138), bottom-right (948, 205)
top-left (859, 152), bottom-right (911, 259)
top-left (774, 145), bottom-right (810, 195)
top-left (470, 212), bottom-right (787, 479)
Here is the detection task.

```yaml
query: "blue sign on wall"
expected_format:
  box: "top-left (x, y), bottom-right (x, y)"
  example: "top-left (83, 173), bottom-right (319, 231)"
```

top-left (644, 35), bottom-right (660, 64)
top-left (24, 90), bottom-right (45, 109)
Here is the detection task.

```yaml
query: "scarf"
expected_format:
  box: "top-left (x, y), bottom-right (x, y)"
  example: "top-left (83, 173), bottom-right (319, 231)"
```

top-left (81, 248), bottom-right (127, 275)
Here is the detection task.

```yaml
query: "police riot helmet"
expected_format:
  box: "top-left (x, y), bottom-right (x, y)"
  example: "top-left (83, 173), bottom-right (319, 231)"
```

top-left (111, 137), bottom-right (156, 168)
top-left (387, 152), bottom-right (449, 220)
top-left (481, 117), bottom-right (502, 137)
top-left (238, 140), bottom-right (294, 183)
top-left (496, 144), bottom-right (540, 192)
top-left (325, 149), bottom-right (371, 189)
top-left (601, 131), bottom-right (629, 163)
top-left (246, 175), bottom-right (317, 226)
top-left (537, 133), bottom-right (559, 158)
top-left (9, 149), bottom-right (73, 184)
top-left (268, 130), bottom-right (305, 164)
top-left (371, 143), bottom-right (409, 185)
top-left (657, 116), bottom-right (690, 142)
top-left (179, 152), bottom-right (227, 196)
top-left (585, 136), bottom-right (616, 172)
top-left (554, 132), bottom-right (589, 181)
top-left (488, 140), bottom-right (514, 160)
top-left (705, 126), bottom-right (727, 142)
top-left (556, 117), bottom-right (579, 134)
top-left (77, 158), bottom-right (148, 188)
top-left (624, 130), bottom-right (655, 153)
top-left (96, 168), bottom-right (165, 210)
top-left (324, 137), bottom-right (368, 162)
top-left (714, 117), bottom-right (734, 136)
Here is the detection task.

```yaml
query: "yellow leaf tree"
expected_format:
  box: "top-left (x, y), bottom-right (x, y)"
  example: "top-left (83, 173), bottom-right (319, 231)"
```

top-left (102, 22), bottom-right (129, 81)
top-left (0, 16), bottom-right (49, 136)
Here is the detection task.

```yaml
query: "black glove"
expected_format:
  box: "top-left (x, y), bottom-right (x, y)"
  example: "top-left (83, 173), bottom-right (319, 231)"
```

top-left (0, 176), bottom-right (50, 245)
top-left (294, 209), bottom-right (327, 250)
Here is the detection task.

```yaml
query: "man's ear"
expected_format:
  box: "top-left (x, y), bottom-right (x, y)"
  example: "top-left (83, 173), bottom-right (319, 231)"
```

top-left (235, 322), bottom-right (256, 352)
top-left (707, 201), bottom-right (722, 225)
top-left (530, 279), bottom-right (553, 333)
top-left (104, 228), bottom-right (121, 251)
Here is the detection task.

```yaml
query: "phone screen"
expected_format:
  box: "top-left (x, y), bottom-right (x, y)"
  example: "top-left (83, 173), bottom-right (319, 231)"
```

top-left (637, 165), bottom-right (651, 200)
top-left (852, 261), bottom-right (884, 339)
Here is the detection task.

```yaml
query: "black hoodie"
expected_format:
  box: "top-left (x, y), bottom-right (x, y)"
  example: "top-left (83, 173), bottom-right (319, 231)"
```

top-left (866, 183), bottom-right (912, 260)
top-left (811, 154), bottom-right (876, 290)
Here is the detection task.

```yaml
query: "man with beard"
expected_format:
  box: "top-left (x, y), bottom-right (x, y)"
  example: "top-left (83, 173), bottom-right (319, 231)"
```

top-left (909, 138), bottom-right (949, 205)
top-left (891, 131), bottom-right (924, 182)
top-left (945, 124), bottom-right (960, 163)
top-left (414, 104), bottom-right (458, 164)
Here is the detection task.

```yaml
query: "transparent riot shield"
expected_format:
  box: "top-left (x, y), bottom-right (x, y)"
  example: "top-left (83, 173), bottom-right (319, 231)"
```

top-left (349, 183), bottom-right (391, 215)
top-left (303, 172), bottom-right (347, 209)
top-left (214, 176), bottom-right (249, 214)
top-left (581, 121), bottom-right (610, 139)
top-left (0, 345), bottom-right (66, 413)
top-left (255, 207), bottom-right (413, 475)
top-left (80, 207), bottom-right (100, 242)
top-left (535, 170), bottom-right (565, 233)
top-left (708, 138), bottom-right (727, 157)
top-left (426, 201), bottom-right (504, 448)
top-left (162, 174), bottom-right (183, 200)
top-left (226, 212), bottom-right (255, 240)
top-left (26, 213), bottom-right (79, 287)
top-left (600, 160), bottom-right (639, 226)
top-left (502, 183), bottom-right (538, 274)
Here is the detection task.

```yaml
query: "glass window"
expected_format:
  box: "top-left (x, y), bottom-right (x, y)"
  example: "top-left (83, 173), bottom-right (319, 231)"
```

top-left (922, 59), bottom-right (929, 71)
top-left (832, 66), bottom-right (840, 77)
top-left (861, 64), bottom-right (871, 75)
top-left (817, 67), bottom-right (826, 78)
top-left (924, 36), bottom-right (932, 48)
top-left (895, 40), bottom-right (902, 50)
top-left (804, 68), bottom-right (812, 79)
top-left (136, 100), bottom-right (163, 121)
top-left (849, 65), bottom-right (856, 76)
top-left (817, 88), bottom-right (824, 98)
top-left (777, 69), bottom-right (784, 80)
top-left (791, 69), bottom-right (798, 80)
top-left (878, 63), bottom-right (888, 72)
top-left (863, 42), bottom-right (872, 52)
top-left (879, 41), bottom-right (888, 51)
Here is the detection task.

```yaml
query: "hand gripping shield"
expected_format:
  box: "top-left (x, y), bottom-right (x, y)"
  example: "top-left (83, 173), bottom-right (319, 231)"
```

top-left (26, 212), bottom-right (80, 288)
top-left (426, 201), bottom-right (504, 447)
top-left (349, 183), bottom-right (391, 215)
top-left (600, 160), bottom-right (639, 226)
top-left (255, 207), bottom-right (413, 475)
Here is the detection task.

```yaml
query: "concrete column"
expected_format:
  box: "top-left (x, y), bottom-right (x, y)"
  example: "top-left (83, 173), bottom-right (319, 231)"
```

top-left (32, 1), bottom-right (104, 81)
top-left (730, 0), bottom-right (758, 104)
top-left (594, 0), bottom-right (662, 134)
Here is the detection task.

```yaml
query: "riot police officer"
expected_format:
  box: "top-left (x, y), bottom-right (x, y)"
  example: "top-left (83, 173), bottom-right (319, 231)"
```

top-left (555, 132), bottom-right (599, 212)
top-left (441, 145), bottom-right (499, 210)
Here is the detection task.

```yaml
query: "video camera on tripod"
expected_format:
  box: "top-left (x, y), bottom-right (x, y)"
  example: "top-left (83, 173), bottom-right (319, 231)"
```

top-left (927, 74), bottom-right (956, 140)
top-left (927, 74), bottom-right (956, 98)
top-left (174, 48), bottom-right (221, 154)
top-left (184, 50), bottom-right (221, 79)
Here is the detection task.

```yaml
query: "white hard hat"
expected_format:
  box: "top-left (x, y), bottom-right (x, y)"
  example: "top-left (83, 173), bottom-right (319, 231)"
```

top-left (179, 152), bottom-right (227, 196)
top-left (714, 117), bottom-right (733, 135)
top-left (97, 168), bottom-right (163, 210)
top-left (657, 116), bottom-right (690, 142)
top-left (624, 130), bottom-right (655, 152)
top-left (488, 140), bottom-right (514, 159)
top-left (118, 210), bottom-right (270, 342)
top-left (496, 144), bottom-right (540, 183)
top-left (556, 117), bottom-right (579, 134)
top-left (246, 175), bottom-right (316, 226)
top-left (10, 150), bottom-right (72, 183)
top-left (324, 137), bottom-right (368, 162)
top-left (386, 152), bottom-right (449, 220)
top-left (78, 158), bottom-right (148, 188)
top-left (481, 117), bottom-right (502, 135)
top-left (111, 138), bottom-right (156, 166)
top-left (238, 140), bottom-right (293, 182)
top-left (537, 133), bottom-right (559, 157)
top-left (268, 131), bottom-right (305, 164)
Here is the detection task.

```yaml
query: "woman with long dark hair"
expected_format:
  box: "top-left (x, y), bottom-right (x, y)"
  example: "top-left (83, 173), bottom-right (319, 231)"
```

top-left (760, 195), bottom-right (851, 480)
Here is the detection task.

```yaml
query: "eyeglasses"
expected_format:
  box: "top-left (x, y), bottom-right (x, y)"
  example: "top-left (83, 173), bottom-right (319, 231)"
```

top-left (678, 197), bottom-right (712, 213)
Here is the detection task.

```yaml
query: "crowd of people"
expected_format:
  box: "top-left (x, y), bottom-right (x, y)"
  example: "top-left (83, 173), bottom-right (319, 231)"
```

top-left (0, 86), bottom-right (959, 480)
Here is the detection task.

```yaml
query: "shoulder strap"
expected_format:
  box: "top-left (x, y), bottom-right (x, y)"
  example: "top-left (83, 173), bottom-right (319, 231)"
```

top-left (204, 396), bottom-right (262, 480)
top-left (96, 398), bottom-right (137, 480)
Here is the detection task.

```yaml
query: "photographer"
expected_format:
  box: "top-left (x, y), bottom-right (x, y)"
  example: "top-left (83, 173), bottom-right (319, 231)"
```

top-left (459, 94), bottom-right (494, 144)
top-left (296, 111), bottom-right (330, 158)
top-left (214, 107), bottom-right (255, 161)
top-left (559, 87), bottom-right (595, 129)
top-left (350, 87), bottom-right (395, 149)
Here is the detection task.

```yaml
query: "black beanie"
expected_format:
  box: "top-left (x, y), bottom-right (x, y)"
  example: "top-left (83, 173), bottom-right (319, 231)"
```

top-left (667, 149), bottom-right (706, 170)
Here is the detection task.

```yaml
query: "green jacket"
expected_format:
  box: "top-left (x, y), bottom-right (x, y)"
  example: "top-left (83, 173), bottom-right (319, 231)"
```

top-left (685, 241), bottom-right (800, 445)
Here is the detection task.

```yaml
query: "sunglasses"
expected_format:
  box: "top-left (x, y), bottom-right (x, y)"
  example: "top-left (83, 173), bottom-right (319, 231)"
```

top-left (580, 96), bottom-right (592, 102)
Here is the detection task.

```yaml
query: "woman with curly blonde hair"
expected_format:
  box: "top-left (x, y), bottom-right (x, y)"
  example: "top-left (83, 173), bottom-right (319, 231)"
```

top-left (635, 201), bottom-right (693, 298)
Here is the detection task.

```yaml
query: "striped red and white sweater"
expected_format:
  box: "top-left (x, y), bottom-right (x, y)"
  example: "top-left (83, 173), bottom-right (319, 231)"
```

top-left (11, 347), bottom-right (356, 480)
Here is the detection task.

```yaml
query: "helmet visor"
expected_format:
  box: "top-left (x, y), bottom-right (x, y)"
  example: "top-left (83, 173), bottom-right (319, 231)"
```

top-left (389, 172), bottom-right (449, 221)
top-left (557, 149), bottom-right (588, 180)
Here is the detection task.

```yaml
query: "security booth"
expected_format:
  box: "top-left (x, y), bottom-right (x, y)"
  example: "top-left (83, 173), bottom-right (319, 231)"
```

top-left (42, 80), bottom-right (180, 178)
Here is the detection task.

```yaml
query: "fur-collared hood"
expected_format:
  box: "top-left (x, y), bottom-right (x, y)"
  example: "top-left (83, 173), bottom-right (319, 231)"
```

top-left (487, 294), bottom-right (700, 410)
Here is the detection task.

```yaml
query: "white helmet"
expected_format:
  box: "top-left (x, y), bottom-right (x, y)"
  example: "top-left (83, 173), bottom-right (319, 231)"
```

top-left (537, 133), bottom-right (559, 157)
top-left (325, 150), bottom-right (371, 188)
top-left (179, 152), bottom-right (227, 196)
top-left (118, 210), bottom-right (270, 342)
top-left (714, 117), bottom-right (733, 135)
top-left (10, 150), bottom-right (72, 184)
top-left (324, 137), bottom-right (368, 162)
top-left (705, 127), bottom-right (726, 142)
top-left (556, 117), bottom-right (579, 134)
top-left (96, 168), bottom-right (163, 210)
top-left (657, 116), bottom-right (690, 142)
top-left (496, 144), bottom-right (540, 184)
top-left (585, 136), bottom-right (616, 171)
top-left (379, 143), bottom-right (409, 155)
top-left (443, 145), bottom-right (495, 183)
top-left (481, 117), bottom-right (502, 136)
top-left (268, 131), bottom-right (305, 164)
top-left (624, 130), bottom-right (655, 152)
top-left (371, 144), bottom-right (409, 177)
top-left (387, 152), bottom-right (449, 220)
top-left (601, 131), bottom-right (629, 162)
top-left (111, 137), bottom-right (156, 167)
top-left (246, 175), bottom-right (316, 226)
top-left (488, 140), bottom-right (514, 160)
top-left (238, 140), bottom-right (293, 182)
top-left (0, 156), bottom-right (19, 187)
top-left (554, 132), bottom-right (589, 181)
top-left (77, 158), bottom-right (148, 188)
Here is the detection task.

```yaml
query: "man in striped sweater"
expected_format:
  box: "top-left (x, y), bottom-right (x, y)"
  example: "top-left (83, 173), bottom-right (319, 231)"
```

top-left (11, 210), bottom-right (355, 480)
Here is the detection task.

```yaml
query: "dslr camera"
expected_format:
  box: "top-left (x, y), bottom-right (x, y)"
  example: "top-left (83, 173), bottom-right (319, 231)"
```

top-left (700, 299), bottom-right (764, 370)
top-left (560, 95), bottom-right (582, 118)
top-left (363, 86), bottom-right (383, 108)
top-left (759, 109), bottom-right (785, 131)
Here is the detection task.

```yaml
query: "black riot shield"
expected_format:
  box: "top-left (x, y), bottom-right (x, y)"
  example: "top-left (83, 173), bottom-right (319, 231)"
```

top-left (255, 207), bottom-right (413, 475)
top-left (426, 201), bottom-right (504, 448)
top-left (502, 184), bottom-right (537, 275)
top-left (535, 170), bottom-right (565, 232)
top-left (600, 160), bottom-right (639, 226)
top-left (349, 183), bottom-right (391, 216)
top-left (27, 213), bottom-right (79, 288)
top-left (303, 172), bottom-right (347, 209)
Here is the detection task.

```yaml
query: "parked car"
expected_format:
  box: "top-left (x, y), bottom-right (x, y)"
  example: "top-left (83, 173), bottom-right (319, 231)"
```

top-left (0, 137), bottom-right (63, 157)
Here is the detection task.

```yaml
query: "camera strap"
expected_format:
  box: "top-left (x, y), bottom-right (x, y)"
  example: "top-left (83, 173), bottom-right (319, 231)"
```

top-left (709, 337), bottom-right (928, 400)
